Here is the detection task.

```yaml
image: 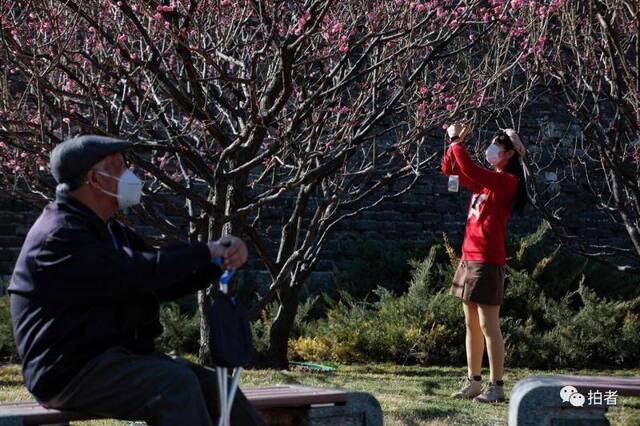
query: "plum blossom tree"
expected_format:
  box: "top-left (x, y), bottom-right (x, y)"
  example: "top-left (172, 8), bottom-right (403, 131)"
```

top-left (524, 0), bottom-right (640, 273)
top-left (0, 0), bottom-right (557, 366)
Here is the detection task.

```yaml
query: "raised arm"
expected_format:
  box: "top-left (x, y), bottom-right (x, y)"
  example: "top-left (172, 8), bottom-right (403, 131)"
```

top-left (441, 146), bottom-right (483, 193)
top-left (448, 143), bottom-right (517, 196)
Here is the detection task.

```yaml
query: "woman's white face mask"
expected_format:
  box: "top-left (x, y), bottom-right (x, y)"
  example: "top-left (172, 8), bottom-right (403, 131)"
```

top-left (96, 169), bottom-right (143, 209)
top-left (485, 143), bottom-right (504, 166)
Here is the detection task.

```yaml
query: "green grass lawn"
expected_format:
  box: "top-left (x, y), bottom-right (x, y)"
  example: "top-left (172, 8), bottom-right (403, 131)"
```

top-left (1, 363), bottom-right (639, 425)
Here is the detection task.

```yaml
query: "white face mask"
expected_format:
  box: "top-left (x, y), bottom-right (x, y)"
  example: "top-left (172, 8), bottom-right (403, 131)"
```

top-left (96, 169), bottom-right (143, 209)
top-left (485, 143), bottom-right (503, 166)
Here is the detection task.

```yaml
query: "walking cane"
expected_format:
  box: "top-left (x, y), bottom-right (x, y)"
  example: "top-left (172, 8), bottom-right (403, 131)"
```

top-left (212, 257), bottom-right (243, 426)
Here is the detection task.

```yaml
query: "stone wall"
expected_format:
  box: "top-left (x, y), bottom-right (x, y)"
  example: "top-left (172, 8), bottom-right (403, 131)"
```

top-left (0, 170), bottom-right (545, 291)
top-left (0, 197), bottom-right (41, 292)
top-left (0, 105), bottom-right (633, 292)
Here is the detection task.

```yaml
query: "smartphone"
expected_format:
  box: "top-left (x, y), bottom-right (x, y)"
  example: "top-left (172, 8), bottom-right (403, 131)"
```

top-left (448, 175), bottom-right (459, 192)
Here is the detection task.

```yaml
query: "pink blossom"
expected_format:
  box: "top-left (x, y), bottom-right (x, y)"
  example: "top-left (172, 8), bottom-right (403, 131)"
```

top-left (433, 83), bottom-right (444, 92)
top-left (156, 5), bottom-right (175, 13)
top-left (548, 0), bottom-right (565, 14)
top-left (537, 6), bottom-right (547, 18)
top-left (329, 106), bottom-right (351, 114)
top-left (294, 10), bottom-right (312, 36)
top-left (117, 34), bottom-right (126, 43)
top-left (62, 117), bottom-right (70, 124)
top-left (510, 0), bottom-right (524, 11)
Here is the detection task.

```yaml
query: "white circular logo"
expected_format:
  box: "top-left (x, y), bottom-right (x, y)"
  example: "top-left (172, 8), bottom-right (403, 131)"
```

top-left (560, 385), bottom-right (578, 402)
top-left (570, 393), bottom-right (586, 407)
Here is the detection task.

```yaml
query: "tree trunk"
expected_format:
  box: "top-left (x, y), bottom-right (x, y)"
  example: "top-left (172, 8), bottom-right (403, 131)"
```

top-left (265, 285), bottom-right (300, 369)
top-left (199, 186), bottom-right (226, 365)
top-left (198, 288), bottom-right (213, 365)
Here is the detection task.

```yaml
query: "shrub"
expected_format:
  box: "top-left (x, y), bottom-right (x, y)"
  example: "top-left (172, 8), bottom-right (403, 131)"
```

top-left (289, 244), bottom-right (464, 365)
top-left (290, 222), bottom-right (640, 369)
top-left (0, 296), bottom-right (18, 362)
top-left (252, 295), bottom-right (318, 356)
top-left (545, 283), bottom-right (640, 368)
top-left (156, 303), bottom-right (201, 356)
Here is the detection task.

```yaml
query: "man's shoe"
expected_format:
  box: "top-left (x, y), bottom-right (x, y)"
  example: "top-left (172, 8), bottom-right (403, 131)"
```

top-left (451, 376), bottom-right (482, 399)
top-left (474, 382), bottom-right (505, 403)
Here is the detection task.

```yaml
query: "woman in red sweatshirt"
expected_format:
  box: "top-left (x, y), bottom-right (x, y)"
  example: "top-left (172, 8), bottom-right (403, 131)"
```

top-left (441, 125), bottom-right (527, 403)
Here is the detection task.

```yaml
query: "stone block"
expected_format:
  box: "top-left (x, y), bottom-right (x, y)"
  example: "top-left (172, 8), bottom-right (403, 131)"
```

top-left (352, 220), bottom-right (378, 232)
top-left (508, 376), bottom-right (628, 426)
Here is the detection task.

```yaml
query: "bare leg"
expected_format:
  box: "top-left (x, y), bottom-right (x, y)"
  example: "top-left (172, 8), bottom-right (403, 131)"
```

top-left (463, 301), bottom-right (484, 377)
top-left (477, 303), bottom-right (504, 382)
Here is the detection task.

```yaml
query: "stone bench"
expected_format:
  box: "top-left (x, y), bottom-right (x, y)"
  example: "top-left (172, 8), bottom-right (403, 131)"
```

top-left (0, 384), bottom-right (383, 426)
top-left (508, 375), bottom-right (640, 425)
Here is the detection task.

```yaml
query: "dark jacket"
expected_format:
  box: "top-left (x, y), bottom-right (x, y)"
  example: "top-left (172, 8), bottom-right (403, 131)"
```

top-left (8, 193), bottom-right (221, 401)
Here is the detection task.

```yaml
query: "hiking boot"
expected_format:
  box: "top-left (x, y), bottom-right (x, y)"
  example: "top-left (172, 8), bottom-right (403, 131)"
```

top-left (451, 376), bottom-right (482, 399)
top-left (474, 382), bottom-right (506, 403)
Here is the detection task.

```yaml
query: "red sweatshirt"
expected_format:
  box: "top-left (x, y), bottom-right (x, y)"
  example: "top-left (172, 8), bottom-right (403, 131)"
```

top-left (441, 143), bottom-right (519, 265)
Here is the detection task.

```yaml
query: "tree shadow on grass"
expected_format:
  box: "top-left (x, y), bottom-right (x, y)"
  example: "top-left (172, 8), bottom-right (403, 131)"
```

top-left (350, 365), bottom-right (464, 378)
top-left (276, 376), bottom-right (305, 386)
top-left (397, 370), bottom-right (464, 379)
top-left (293, 372), bottom-right (341, 387)
top-left (392, 406), bottom-right (458, 425)
top-left (420, 380), bottom-right (442, 395)
top-left (0, 377), bottom-right (23, 387)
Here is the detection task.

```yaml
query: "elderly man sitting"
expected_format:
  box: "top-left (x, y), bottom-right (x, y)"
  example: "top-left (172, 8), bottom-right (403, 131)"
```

top-left (8, 135), bottom-right (265, 426)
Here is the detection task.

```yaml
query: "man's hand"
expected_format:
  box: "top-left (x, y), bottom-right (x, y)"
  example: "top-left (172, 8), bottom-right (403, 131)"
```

top-left (207, 235), bottom-right (248, 270)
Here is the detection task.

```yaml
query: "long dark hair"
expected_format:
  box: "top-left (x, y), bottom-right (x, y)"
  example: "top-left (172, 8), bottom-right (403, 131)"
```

top-left (492, 130), bottom-right (527, 215)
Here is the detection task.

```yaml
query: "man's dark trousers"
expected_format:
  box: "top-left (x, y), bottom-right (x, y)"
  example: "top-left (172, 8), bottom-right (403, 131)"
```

top-left (41, 347), bottom-right (266, 426)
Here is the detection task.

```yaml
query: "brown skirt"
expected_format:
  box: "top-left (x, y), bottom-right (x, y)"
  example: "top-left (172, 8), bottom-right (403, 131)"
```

top-left (450, 261), bottom-right (505, 305)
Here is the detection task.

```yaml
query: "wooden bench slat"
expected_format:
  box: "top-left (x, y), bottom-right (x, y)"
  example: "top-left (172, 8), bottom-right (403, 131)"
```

top-left (245, 385), bottom-right (348, 409)
top-left (0, 385), bottom-right (349, 422)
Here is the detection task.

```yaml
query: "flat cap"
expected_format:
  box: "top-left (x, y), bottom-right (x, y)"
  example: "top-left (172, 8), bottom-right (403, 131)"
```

top-left (50, 135), bottom-right (132, 191)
